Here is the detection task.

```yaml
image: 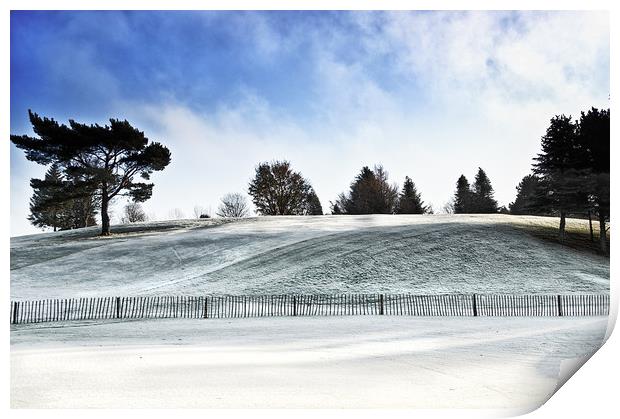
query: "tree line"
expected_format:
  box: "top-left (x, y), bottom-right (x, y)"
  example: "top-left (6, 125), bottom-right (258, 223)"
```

top-left (508, 107), bottom-right (610, 252)
top-left (11, 106), bottom-right (609, 250)
top-left (246, 161), bottom-right (431, 216)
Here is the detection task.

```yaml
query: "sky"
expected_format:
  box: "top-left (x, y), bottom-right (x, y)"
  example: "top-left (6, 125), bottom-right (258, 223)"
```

top-left (10, 10), bottom-right (610, 236)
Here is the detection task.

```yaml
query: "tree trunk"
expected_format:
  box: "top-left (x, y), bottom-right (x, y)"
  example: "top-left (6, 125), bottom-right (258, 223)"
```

top-left (588, 210), bottom-right (594, 242)
top-left (599, 212), bottom-right (607, 254)
top-left (101, 193), bottom-right (110, 236)
top-left (559, 211), bottom-right (566, 242)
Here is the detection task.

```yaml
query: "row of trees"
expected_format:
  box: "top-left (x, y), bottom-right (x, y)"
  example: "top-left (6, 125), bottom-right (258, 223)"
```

top-left (246, 161), bottom-right (430, 217)
top-left (331, 165), bottom-right (429, 215)
top-left (12, 108), bottom-right (609, 248)
top-left (508, 108), bottom-right (609, 252)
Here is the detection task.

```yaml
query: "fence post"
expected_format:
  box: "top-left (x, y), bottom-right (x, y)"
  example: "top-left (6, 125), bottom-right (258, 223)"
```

top-left (472, 294), bottom-right (478, 317)
top-left (293, 296), bottom-right (297, 316)
top-left (12, 302), bottom-right (19, 325)
top-left (380, 294), bottom-right (384, 315)
top-left (203, 297), bottom-right (208, 319)
top-left (116, 297), bottom-right (121, 319)
top-left (557, 294), bottom-right (563, 317)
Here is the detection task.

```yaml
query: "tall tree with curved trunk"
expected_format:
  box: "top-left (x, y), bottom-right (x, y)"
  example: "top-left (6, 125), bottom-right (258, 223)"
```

top-left (11, 110), bottom-right (171, 235)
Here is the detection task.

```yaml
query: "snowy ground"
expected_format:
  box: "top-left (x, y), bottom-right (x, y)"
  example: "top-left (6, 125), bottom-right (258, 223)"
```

top-left (10, 214), bottom-right (610, 299)
top-left (10, 316), bottom-right (609, 409)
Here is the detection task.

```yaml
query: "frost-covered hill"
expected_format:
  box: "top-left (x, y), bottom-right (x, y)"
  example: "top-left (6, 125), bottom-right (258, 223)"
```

top-left (10, 214), bottom-right (609, 299)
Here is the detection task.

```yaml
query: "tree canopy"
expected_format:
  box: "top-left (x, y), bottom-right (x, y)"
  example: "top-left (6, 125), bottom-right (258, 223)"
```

top-left (248, 160), bottom-right (319, 215)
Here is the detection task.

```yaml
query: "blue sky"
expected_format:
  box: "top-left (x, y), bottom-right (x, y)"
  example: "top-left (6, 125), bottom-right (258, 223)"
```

top-left (10, 10), bottom-right (610, 235)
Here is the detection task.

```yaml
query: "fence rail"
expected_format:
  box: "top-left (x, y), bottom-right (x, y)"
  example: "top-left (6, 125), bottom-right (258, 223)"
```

top-left (9, 294), bottom-right (610, 325)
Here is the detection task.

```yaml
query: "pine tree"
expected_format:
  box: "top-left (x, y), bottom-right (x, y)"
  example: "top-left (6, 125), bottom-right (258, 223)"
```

top-left (330, 202), bottom-right (342, 215)
top-left (334, 165), bottom-right (398, 214)
top-left (64, 194), bottom-right (99, 229)
top-left (27, 164), bottom-right (66, 231)
top-left (305, 189), bottom-right (323, 215)
top-left (453, 175), bottom-right (473, 214)
top-left (12, 110), bottom-right (171, 235)
top-left (575, 107), bottom-right (610, 252)
top-left (533, 115), bottom-right (586, 241)
top-left (396, 176), bottom-right (427, 214)
top-left (373, 165), bottom-right (399, 213)
top-left (509, 174), bottom-right (547, 215)
top-left (28, 164), bottom-right (99, 231)
top-left (471, 168), bottom-right (498, 213)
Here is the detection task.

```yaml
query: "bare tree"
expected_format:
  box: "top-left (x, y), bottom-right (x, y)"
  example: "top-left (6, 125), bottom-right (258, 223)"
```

top-left (193, 205), bottom-right (206, 218)
top-left (121, 202), bottom-right (148, 223)
top-left (217, 193), bottom-right (250, 218)
top-left (168, 208), bottom-right (185, 220)
top-left (441, 200), bottom-right (455, 214)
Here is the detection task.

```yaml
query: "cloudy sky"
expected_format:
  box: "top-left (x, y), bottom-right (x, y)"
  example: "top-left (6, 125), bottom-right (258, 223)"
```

top-left (10, 10), bottom-right (609, 236)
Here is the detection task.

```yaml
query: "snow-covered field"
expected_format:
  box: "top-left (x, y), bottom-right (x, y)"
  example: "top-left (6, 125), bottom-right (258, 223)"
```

top-left (10, 214), bottom-right (609, 299)
top-left (10, 316), bottom-right (609, 409)
top-left (10, 215), bottom-right (611, 409)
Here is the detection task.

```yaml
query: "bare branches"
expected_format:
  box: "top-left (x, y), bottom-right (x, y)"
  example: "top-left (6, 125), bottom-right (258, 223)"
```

top-left (216, 193), bottom-right (250, 218)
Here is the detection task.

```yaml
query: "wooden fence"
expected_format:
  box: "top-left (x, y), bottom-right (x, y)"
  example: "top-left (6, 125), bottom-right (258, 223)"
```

top-left (9, 293), bottom-right (610, 325)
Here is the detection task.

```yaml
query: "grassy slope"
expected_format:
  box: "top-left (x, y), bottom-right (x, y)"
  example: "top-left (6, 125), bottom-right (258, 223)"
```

top-left (10, 214), bottom-right (609, 299)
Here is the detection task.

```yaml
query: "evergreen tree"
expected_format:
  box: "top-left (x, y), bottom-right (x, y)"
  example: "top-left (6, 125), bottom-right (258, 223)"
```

top-left (575, 107), bottom-right (610, 252)
top-left (330, 202), bottom-right (342, 215)
top-left (334, 165), bottom-right (398, 214)
top-left (396, 176), bottom-right (428, 214)
top-left (64, 194), bottom-right (98, 229)
top-left (509, 174), bottom-right (547, 215)
top-left (305, 189), bottom-right (323, 215)
top-left (453, 175), bottom-right (473, 214)
top-left (471, 168), bottom-right (498, 213)
top-left (533, 115), bottom-right (585, 241)
top-left (27, 164), bottom-right (98, 231)
top-left (11, 110), bottom-right (171, 235)
top-left (373, 165), bottom-right (399, 213)
top-left (27, 164), bottom-right (66, 231)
